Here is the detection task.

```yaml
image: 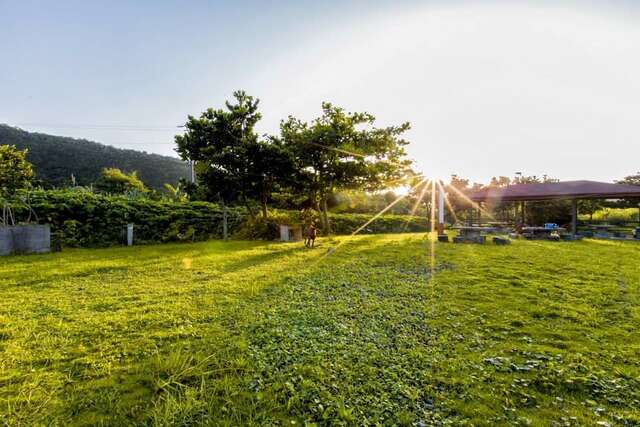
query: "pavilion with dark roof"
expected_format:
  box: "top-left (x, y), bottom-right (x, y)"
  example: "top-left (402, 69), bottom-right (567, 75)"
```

top-left (468, 180), bottom-right (640, 235)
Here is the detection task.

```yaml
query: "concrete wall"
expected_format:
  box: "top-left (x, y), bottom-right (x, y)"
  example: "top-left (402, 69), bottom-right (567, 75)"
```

top-left (0, 228), bottom-right (11, 256)
top-left (0, 225), bottom-right (51, 255)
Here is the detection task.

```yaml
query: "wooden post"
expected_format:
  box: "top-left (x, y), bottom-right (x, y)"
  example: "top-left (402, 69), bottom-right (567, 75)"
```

top-left (520, 201), bottom-right (526, 226)
top-left (571, 199), bottom-right (578, 236)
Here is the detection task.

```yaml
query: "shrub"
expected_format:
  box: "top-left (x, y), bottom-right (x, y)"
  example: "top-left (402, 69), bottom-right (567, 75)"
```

top-left (329, 212), bottom-right (428, 235)
top-left (6, 190), bottom-right (429, 247)
top-left (580, 208), bottom-right (640, 225)
top-left (8, 189), bottom-right (244, 247)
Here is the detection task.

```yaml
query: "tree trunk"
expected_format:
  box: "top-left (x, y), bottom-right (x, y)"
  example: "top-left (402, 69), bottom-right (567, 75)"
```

top-left (241, 193), bottom-right (256, 220)
top-left (261, 193), bottom-right (268, 219)
top-left (321, 195), bottom-right (331, 234)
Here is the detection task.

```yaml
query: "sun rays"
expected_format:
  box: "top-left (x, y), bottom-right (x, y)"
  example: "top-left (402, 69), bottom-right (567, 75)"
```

top-left (317, 174), bottom-right (490, 285)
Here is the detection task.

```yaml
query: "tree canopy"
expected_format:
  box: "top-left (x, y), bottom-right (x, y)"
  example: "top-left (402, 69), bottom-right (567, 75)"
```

top-left (279, 102), bottom-right (413, 231)
top-left (0, 145), bottom-right (33, 195)
top-left (175, 91), bottom-right (294, 218)
top-left (176, 94), bottom-right (413, 229)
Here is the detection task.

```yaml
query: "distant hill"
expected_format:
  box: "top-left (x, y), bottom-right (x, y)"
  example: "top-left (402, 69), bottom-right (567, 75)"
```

top-left (0, 124), bottom-right (188, 190)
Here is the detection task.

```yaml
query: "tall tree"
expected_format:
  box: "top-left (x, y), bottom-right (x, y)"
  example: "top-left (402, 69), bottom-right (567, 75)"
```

top-left (617, 172), bottom-right (640, 186)
top-left (175, 91), bottom-right (293, 218)
top-left (0, 145), bottom-right (33, 195)
top-left (175, 91), bottom-right (261, 216)
top-left (615, 172), bottom-right (640, 207)
top-left (247, 138), bottom-right (295, 218)
top-left (280, 103), bottom-right (413, 232)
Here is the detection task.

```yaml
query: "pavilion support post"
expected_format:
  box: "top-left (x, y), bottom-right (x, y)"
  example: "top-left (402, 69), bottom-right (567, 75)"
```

top-left (520, 201), bottom-right (526, 226)
top-left (571, 199), bottom-right (578, 236)
top-left (437, 184), bottom-right (445, 234)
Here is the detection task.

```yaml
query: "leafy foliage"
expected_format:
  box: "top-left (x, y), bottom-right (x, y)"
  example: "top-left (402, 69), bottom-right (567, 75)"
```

top-left (175, 91), bottom-right (294, 218)
top-left (579, 207), bottom-right (640, 225)
top-left (7, 189), bottom-right (244, 247)
top-left (280, 102), bottom-right (413, 232)
top-left (235, 210), bottom-right (427, 240)
top-left (94, 167), bottom-right (147, 194)
top-left (0, 145), bottom-right (33, 194)
top-left (5, 189), bottom-right (425, 246)
top-left (0, 124), bottom-right (188, 190)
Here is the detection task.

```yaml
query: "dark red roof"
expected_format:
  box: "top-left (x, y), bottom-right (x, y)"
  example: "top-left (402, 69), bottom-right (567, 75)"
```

top-left (468, 180), bottom-right (640, 202)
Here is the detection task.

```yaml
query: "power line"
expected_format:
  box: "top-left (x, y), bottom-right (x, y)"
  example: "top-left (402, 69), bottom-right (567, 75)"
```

top-left (11, 123), bottom-right (184, 132)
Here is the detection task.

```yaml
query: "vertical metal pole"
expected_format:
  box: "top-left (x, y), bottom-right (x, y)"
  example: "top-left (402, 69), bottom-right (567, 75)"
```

top-left (437, 184), bottom-right (445, 234)
top-left (189, 160), bottom-right (195, 183)
top-left (571, 199), bottom-right (578, 236)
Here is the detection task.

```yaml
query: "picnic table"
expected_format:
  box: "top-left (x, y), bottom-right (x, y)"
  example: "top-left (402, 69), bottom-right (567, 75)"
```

top-left (452, 226), bottom-right (498, 244)
top-left (521, 226), bottom-right (566, 240)
top-left (583, 224), bottom-right (631, 239)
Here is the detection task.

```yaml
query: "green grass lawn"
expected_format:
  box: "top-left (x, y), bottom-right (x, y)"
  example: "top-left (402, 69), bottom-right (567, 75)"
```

top-left (1, 235), bottom-right (639, 426)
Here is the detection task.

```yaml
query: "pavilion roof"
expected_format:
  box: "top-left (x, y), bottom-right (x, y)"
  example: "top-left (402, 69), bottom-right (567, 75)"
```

top-left (468, 180), bottom-right (640, 202)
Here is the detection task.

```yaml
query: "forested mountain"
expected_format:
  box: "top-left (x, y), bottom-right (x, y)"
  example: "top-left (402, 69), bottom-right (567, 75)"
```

top-left (0, 124), bottom-right (188, 190)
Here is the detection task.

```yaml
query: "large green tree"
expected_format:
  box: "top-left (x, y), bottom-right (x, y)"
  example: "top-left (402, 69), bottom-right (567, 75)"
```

top-left (175, 91), bottom-right (293, 218)
top-left (0, 145), bottom-right (33, 194)
top-left (617, 172), bottom-right (640, 186)
top-left (615, 172), bottom-right (640, 207)
top-left (280, 103), bottom-right (413, 232)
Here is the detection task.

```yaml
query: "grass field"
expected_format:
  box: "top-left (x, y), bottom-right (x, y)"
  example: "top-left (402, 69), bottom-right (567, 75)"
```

top-left (1, 235), bottom-right (639, 426)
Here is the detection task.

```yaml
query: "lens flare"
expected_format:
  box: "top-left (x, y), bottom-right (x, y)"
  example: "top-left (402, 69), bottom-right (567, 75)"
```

top-left (436, 180), bottom-right (460, 224)
top-left (318, 177), bottom-right (429, 261)
top-left (444, 182), bottom-right (495, 221)
top-left (305, 140), bottom-right (410, 170)
top-left (402, 179), bottom-right (431, 231)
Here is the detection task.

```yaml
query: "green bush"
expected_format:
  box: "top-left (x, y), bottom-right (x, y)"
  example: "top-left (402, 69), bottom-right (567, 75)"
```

top-left (235, 211), bottom-right (428, 241)
top-left (5, 190), bottom-right (428, 247)
top-left (329, 212), bottom-right (428, 234)
top-left (8, 189), bottom-right (244, 247)
top-left (580, 208), bottom-right (640, 225)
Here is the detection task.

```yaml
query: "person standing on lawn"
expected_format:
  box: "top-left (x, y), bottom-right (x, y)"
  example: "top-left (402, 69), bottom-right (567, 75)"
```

top-left (305, 222), bottom-right (317, 248)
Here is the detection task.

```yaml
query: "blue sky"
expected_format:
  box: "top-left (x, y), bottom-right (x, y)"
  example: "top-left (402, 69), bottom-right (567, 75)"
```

top-left (1, 0), bottom-right (639, 183)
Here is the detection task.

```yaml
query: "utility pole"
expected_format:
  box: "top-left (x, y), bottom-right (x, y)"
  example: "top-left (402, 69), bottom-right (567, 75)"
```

top-left (188, 160), bottom-right (195, 183)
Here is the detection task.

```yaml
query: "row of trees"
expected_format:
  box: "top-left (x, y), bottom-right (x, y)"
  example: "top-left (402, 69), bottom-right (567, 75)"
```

top-left (175, 91), bottom-right (413, 231)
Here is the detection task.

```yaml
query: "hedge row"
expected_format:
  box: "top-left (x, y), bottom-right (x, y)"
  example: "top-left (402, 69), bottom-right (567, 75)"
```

top-left (238, 211), bottom-right (429, 240)
top-left (4, 190), bottom-right (429, 247)
top-left (6, 190), bottom-right (244, 247)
